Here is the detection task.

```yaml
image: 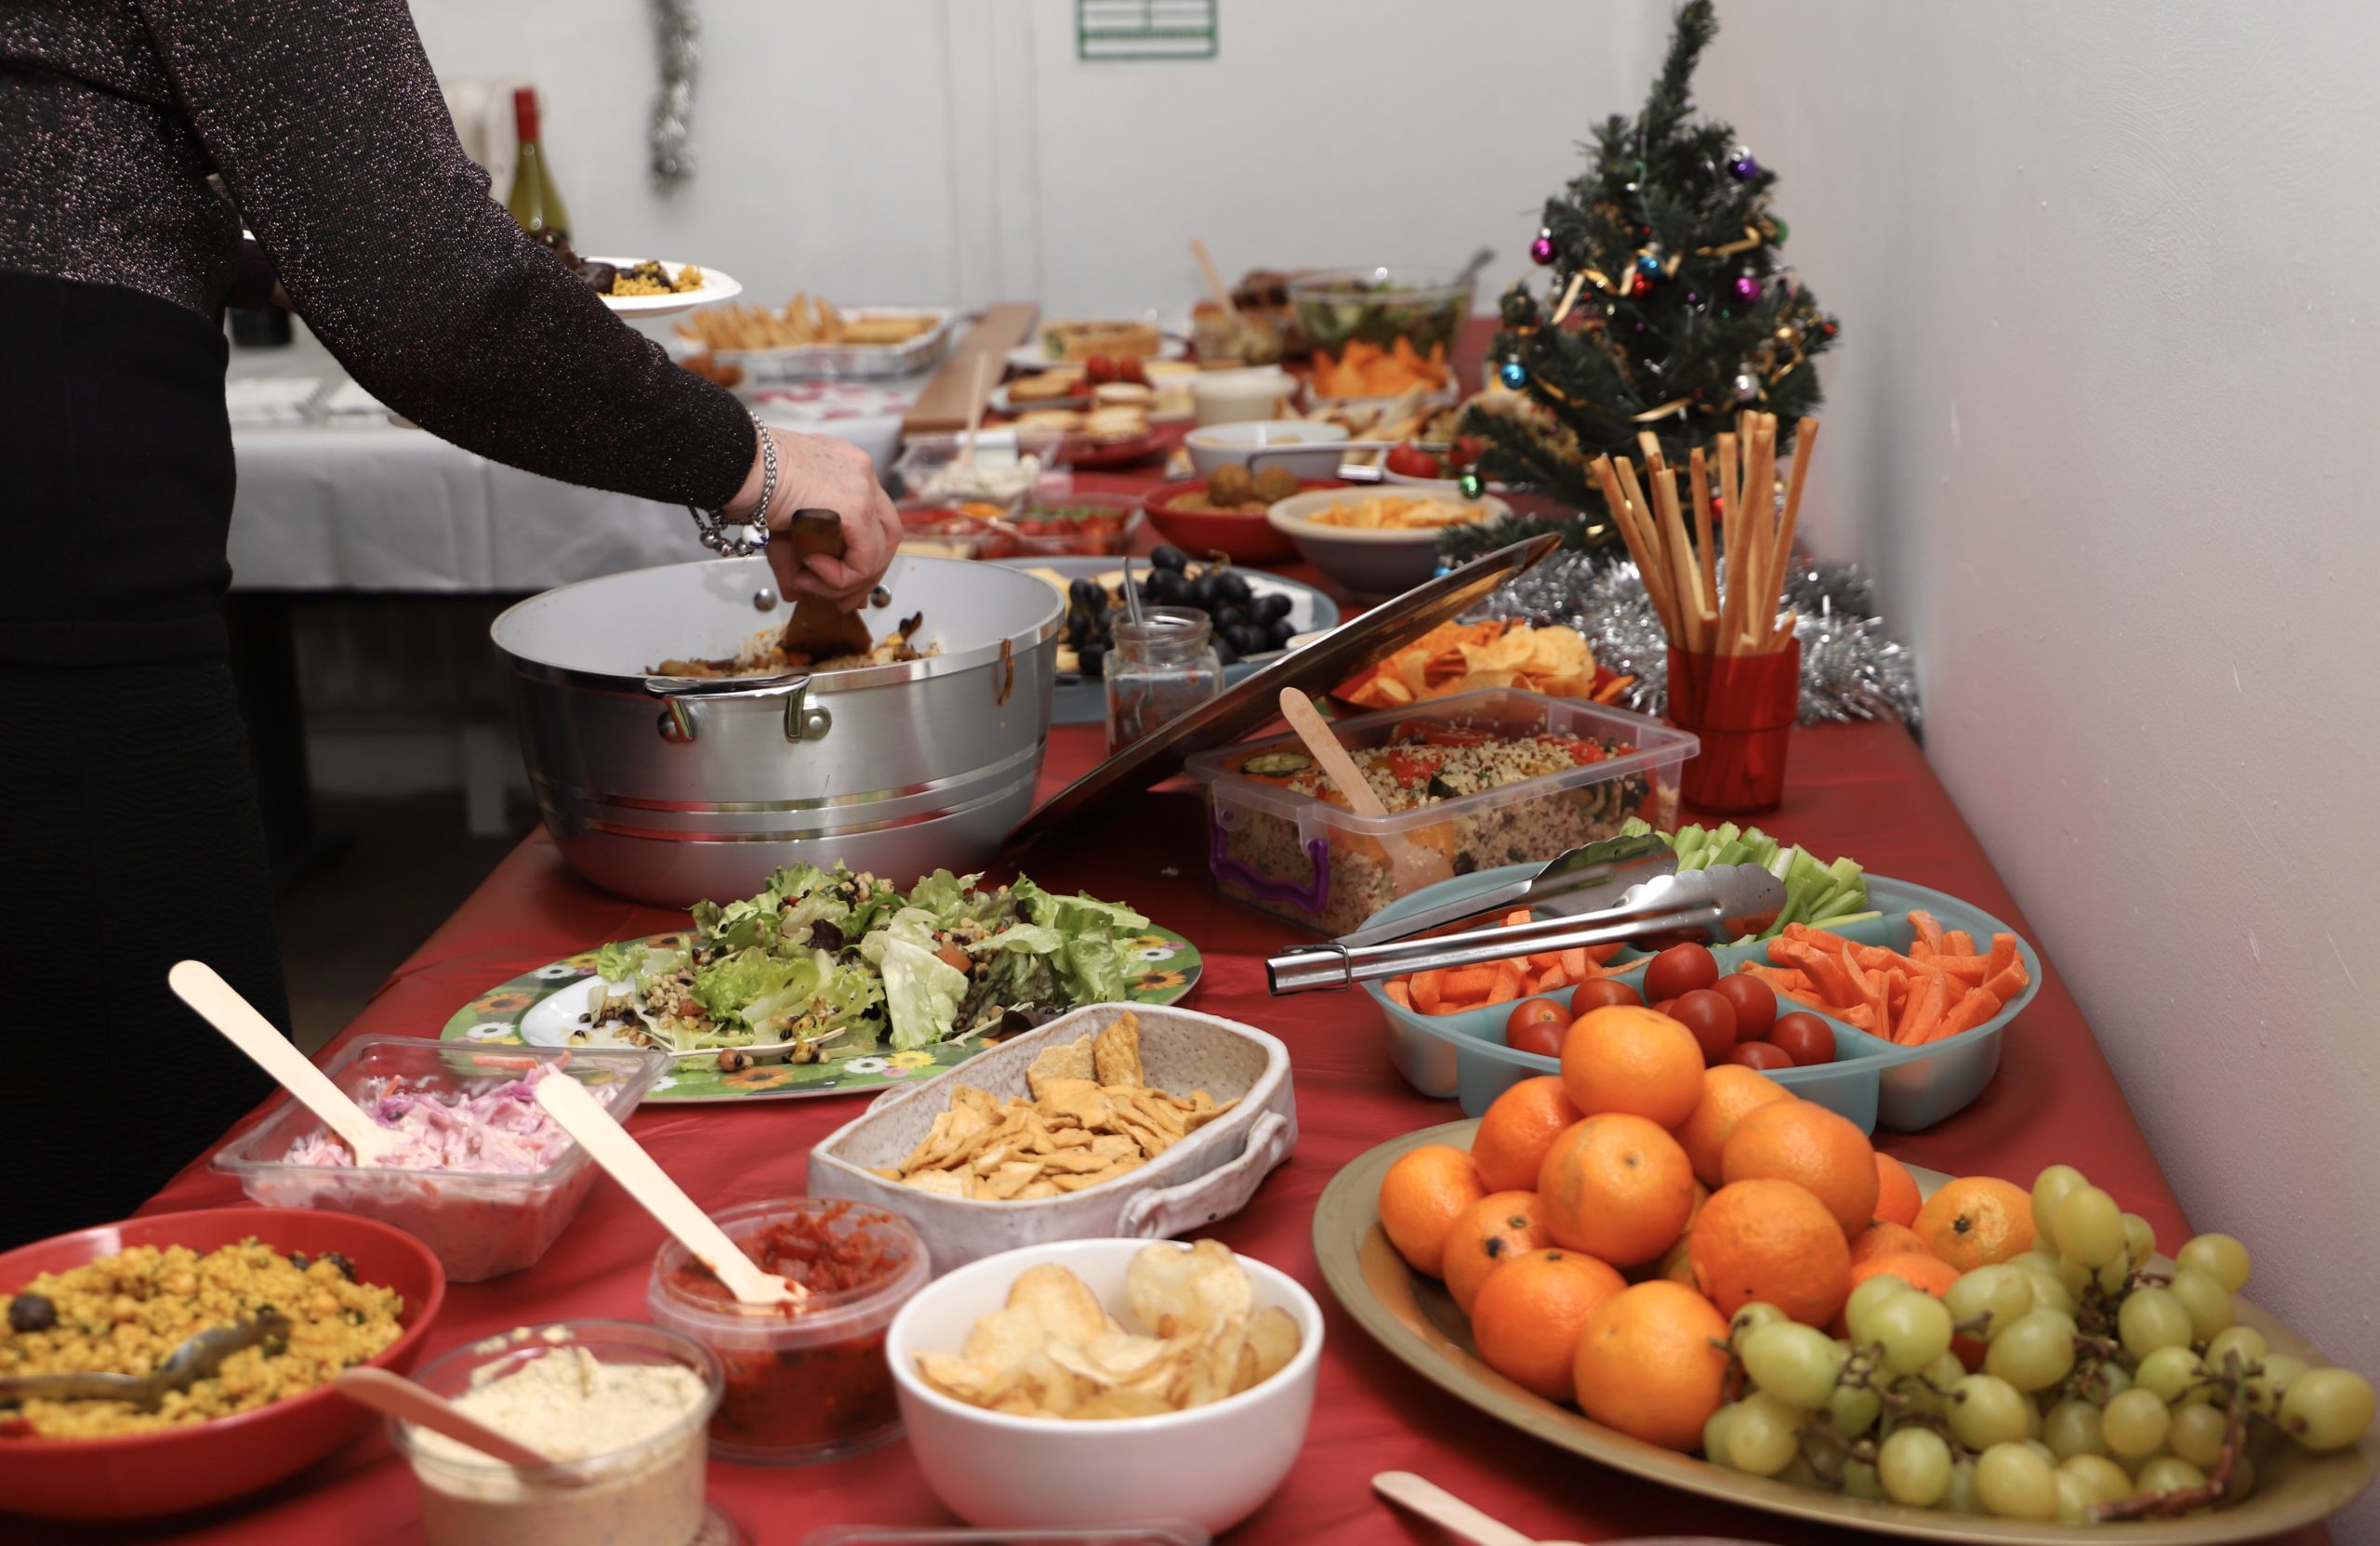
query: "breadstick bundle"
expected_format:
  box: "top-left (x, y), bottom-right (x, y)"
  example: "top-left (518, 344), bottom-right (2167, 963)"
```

top-left (1587, 412), bottom-right (1818, 658)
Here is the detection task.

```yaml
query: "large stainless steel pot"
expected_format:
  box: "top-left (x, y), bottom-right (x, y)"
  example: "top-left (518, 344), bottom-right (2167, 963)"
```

top-left (492, 555), bottom-right (1062, 905)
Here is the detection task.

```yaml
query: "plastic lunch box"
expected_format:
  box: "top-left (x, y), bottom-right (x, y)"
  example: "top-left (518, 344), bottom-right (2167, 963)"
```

top-left (1185, 689), bottom-right (1699, 937)
top-left (1361, 866), bottom-right (2043, 1132)
top-left (214, 1036), bottom-right (669, 1280)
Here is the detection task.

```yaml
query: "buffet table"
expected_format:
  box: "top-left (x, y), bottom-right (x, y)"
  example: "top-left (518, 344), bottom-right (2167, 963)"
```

top-left (127, 718), bottom-right (2314, 1546)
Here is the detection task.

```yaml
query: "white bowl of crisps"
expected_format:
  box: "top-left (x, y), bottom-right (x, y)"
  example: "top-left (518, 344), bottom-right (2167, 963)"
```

top-left (888, 1236), bottom-right (1323, 1534)
top-left (1264, 488), bottom-right (1512, 597)
top-left (808, 1005), bottom-right (1295, 1274)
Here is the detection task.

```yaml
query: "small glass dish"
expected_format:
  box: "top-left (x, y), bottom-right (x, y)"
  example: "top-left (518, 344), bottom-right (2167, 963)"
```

top-left (890, 430), bottom-right (1068, 511)
top-left (391, 1319), bottom-right (726, 1546)
top-left (646, 1197), bottom-right (930, 1465)
top-left (212, 1037), bottom-right (668, 1282)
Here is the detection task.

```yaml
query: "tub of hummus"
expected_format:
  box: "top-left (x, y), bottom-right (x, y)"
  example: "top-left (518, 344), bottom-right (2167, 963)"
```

top-left (392, 1320), bottom-right (726, 1546)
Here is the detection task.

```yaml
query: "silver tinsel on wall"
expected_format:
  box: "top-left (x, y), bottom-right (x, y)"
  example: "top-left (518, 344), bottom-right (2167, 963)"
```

top-left (648, 0), bottom-right (700, 185)
top-left (1471, 550), bottom-right (1923, 729)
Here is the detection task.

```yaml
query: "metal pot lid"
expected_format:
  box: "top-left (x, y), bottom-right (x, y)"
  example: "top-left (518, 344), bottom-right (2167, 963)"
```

top-left (1003, 534), bottom-right (1559, 852)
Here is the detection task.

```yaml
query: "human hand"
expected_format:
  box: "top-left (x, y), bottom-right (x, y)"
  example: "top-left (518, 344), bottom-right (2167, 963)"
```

top-left (728, 428), bottom-right (899, 610)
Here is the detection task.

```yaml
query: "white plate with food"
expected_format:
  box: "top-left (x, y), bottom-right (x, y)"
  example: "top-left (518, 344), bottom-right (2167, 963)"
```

top-left (1008, 317), bottom-right (1187, 373)
top-left (588, 258), bottom-right (743, 318)
top-left (681, 301), bottom-right (956, 381)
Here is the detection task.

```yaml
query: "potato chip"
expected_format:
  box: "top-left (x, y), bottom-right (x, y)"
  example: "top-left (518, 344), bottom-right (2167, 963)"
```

top-left (963, 1305), bottom-right (1048, 1374)
top-left (1241, 1305), bottom-right (1302, 1390)
top-left (1066, 1388), bottom-right (1176, 1421)
top-left (1092, 1013), bottom-right (1144, 1087)
top-left (1025, 1037), bottom-right (1096, 1101)
top-left (1125, 1242), bottom-right (1210, 1339)
top-left (916, 1353), bottom-right (1005, 1403)
top-left (1010, 1263), bottom-right (1109, 1347)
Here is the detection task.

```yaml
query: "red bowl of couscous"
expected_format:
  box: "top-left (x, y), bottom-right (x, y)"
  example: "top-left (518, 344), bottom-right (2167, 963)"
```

top-left (0, 1206), bottom-right (445, 1523)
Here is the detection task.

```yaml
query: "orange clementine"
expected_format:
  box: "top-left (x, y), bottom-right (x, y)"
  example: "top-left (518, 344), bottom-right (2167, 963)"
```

top-left (1378, 1143), bottom-right (1488, 1277)
top-left (1848, 1221), bottom-right (1930, 1266)
top-left (1673, 1064), bottom-right (1794, 1188)
top-left (1573, 1280), bottom-right (1733, 1449)
top-left (1912, 1176), bottom-right (2035, 1272)
top-left (1471, 1077), bottom-right (1583, 1194)
top-left (1538, 1114), bottom-right (1698, 1268)
top-left (1688, 1178), bottom-right (1854, 1328)
top-left (1719, 1100), bottom-right (1879, 1238)
top-left (1849, 1250), bottom-right (1961, 1301)
top-left (1560, 1005), bottom-right (1705, 1129)
top-left (1873, 1151), bottom-right (1923, 1227)
top-left (1442, 1192), bottom-right (1552, 1315)
top-left (1470, 1248), bottom-right (1627, 1403)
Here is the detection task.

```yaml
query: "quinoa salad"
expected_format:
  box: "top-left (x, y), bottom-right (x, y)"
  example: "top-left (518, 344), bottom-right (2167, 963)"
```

top-left (1209, 723), bottom-right (1673, 935)
top-left (1, 1240), bottom-right (404, 1439)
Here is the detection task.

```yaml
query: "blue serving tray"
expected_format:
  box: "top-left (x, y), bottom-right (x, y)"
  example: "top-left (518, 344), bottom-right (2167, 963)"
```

top-left (1361, 866), bottom-right (2043, 1133)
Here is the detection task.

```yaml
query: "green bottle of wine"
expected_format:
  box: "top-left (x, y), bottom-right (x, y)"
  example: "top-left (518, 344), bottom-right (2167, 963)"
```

top-left (505, 86), bottom-right (570, 244)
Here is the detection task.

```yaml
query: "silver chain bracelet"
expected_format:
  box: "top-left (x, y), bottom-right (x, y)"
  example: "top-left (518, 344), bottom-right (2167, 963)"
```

top-left (688, 412), bottom-right (774, 557)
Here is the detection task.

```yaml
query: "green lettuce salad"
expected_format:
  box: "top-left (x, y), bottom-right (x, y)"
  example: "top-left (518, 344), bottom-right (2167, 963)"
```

top-left (584, 865), bottom-right (1151, 1060)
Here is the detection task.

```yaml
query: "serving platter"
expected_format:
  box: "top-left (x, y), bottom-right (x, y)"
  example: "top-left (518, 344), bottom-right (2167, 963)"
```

top-left (438, 928), bottom-right (1203, 1103)
top-left (589, 258), bottom-right (742, 318)
top-left (998, 555), bottom-right (1342, 726)
top-left (1007, 334), bottom-right (1186, 373)
top-left (1316, 1121), bottom-right (2378, 1543)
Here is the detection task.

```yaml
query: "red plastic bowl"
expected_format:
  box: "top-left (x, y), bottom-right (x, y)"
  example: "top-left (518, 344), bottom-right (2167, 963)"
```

top-left (1141, 477), bottom-right (1342, 565)
top-left (0, 1207), bottom-right (445, 1523)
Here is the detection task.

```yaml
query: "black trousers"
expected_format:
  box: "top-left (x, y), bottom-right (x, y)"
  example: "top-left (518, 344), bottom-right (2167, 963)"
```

top-left (1, 271), bottom-right (285, 1247)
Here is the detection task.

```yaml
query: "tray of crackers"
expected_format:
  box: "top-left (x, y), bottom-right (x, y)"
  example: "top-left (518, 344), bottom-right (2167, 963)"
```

top-left (676, 296), bottom-right (957, 382)
top-left (810, 1005), bottom-right (1295, 1272)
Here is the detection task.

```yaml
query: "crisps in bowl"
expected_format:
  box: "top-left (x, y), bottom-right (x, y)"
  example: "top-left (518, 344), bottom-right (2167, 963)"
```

top-left (1334, 619), bottom-right (1631, 709)
top-left (916, 1241), bottom-right (1303, 1420)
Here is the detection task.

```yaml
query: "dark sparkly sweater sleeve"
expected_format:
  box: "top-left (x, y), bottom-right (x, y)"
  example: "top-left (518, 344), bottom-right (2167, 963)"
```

top-left (132, 0), bottom-right (754, 511)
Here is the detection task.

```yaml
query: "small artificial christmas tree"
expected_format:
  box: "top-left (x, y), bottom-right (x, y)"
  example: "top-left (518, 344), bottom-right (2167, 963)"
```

top-left (1459, 0), bottom-right (1838, 550)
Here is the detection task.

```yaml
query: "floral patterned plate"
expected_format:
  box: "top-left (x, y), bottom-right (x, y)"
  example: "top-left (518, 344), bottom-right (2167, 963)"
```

top-left (436, 927), bottom-right (1205, 1103)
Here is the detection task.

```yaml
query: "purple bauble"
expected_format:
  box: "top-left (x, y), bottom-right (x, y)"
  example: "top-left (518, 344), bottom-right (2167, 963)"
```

top-left (1728, 152), bottom-right (1760, 179)
top-left (1731, 274), bottom-right (1761, 302)
top-left (1528, 232), bottom-right (1557, 266)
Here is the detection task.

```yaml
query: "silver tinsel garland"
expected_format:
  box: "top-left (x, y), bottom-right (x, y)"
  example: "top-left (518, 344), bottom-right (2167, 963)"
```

top-left (648, 0), bottom-right (700, 185)
top-left (1471, 550), bottom-right (1923, 728)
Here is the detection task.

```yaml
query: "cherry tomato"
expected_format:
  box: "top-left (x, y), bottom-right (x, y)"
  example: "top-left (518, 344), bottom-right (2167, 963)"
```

top-left (1768, 1011), bottom-right (1836, 1067)
top-left (1085, 354), bottom-right (1118, 385)
top-left (1385, 748), bottom-right (1444, 788)
top-left (1668, 988), bottom-right (1739, 1064)
top-left (1446, 434), bottom-right (1487, 470)
top-left (1643, 943), bottom-right (1720, 1003)
top-left (1713, 974), bottom-right (1778, 1041)
top-left (1505, 998), bottom-right (1569, 1058)
top-left (1727, 1041), bottom-right (1794, 1071)
top-left (1651, 997), bottom-right (1678, 1019)
top-left (1385, 443), bottom-right (1443, 480)
top-left (1569, 978), bottom-right (1643, 1017)
top-left (1117, 355), bottom-right (1148, 385)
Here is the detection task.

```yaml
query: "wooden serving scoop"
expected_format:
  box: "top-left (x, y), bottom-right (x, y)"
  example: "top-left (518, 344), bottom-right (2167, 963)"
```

top-left (776, 509), bottom-right (875, 662)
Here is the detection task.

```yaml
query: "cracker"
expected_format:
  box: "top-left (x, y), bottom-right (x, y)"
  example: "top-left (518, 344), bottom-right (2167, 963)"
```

top-left (1025, 1036), bottom-right (1096, 1101)
top-left (1092, 1012), bottom-right (1144, 1088)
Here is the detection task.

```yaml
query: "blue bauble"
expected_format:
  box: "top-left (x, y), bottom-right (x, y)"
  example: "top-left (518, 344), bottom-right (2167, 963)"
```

top-left (1498, 359), bottom-right (1527, 390)
top-left (1634, 251), bottom-right (1662, 277)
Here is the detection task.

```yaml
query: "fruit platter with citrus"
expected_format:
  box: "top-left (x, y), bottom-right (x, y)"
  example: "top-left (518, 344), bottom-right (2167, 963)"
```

top-left (1315, 1001), bottom-right (2375, 1539)
top-left (1363, 823), bottom-right (2043, 1132)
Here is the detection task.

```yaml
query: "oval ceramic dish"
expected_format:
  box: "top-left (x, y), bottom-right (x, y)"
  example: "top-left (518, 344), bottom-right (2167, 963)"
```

top-left (1316, 1122), bottom-right (2377, 1544)
top-left (1361, 866), bottom-right (2043, 1133)
top-left (808, 1004), bottom-right (1296, 1273)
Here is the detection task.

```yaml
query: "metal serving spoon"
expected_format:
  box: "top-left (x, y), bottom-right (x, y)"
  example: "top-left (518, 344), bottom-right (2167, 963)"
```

top-left (0, 1313), bottom-right (289, 1410)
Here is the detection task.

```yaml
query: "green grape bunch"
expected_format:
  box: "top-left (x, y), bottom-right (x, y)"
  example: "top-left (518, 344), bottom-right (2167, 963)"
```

top-left (1701, 1164), bottom-right (2375, 1524)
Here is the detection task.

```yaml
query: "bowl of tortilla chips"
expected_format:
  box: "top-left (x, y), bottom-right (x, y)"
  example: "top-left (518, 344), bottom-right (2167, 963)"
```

top-left (1331, 619), bottom-right (1633, 710)
top-left (808, 1006), bottom-right (1296, 1273)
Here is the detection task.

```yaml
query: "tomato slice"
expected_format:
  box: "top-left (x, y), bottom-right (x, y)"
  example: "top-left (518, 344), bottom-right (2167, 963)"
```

top-left (1386, 748), bottom-right (1443, 787)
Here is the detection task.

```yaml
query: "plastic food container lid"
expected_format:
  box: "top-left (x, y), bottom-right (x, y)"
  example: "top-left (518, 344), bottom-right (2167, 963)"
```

top-left (649, 1197), bottom-right (930, 1343)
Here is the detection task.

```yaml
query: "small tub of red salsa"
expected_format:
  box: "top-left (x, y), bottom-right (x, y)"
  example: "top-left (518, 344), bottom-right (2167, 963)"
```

top-left (645, 1197), bottom-right (928, 1465)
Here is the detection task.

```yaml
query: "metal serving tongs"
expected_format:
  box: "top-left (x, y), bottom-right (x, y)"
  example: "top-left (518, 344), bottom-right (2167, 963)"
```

top-left (1266, 850), bottom-right (1786, 996)
top-left (0, 1314), bottom-right (290, 1409)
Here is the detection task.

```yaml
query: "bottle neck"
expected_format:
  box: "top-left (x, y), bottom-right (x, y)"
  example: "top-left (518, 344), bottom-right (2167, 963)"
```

top-left (512, 86), bottom-right (541, 147)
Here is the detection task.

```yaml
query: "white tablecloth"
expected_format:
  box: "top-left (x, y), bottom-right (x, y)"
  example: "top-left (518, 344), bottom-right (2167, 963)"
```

top-left (224, 324), bottom-right (917, 593)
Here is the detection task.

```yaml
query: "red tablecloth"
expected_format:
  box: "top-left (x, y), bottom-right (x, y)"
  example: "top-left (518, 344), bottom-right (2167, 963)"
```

top-left (111, 717), bottom-right (2323, 1546)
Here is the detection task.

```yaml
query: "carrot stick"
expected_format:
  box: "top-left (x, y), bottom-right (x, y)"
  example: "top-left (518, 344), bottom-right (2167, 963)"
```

top-left (1562, 947), bottom-right (1591, 982)
top-left (1487, 964), bottom-right (1524, 1005)
top-left (1410, 970), bottom-right (1445, 1012)
top-left (1909, 910), bottom-right (1948, 955)
top-left (1984, 933), bottom-right (2019, 977)
top-left (1932, 986), bottom-right (2003, 1041)
top-left (1943, 930), bottom-right (1977, 958)
top-left (1897, 969), bottom-right (1949, 1045)
top-left (1983, 962), bottom-right (2030, 1002)
top-left (1442, 967), bottom-right (1498, 1001)
top-left (1385, 980), bottom-right (1414, 1010)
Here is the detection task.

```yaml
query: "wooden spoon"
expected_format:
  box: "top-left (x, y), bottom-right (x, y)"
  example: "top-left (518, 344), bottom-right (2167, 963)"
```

top-left (775, 509), bottom-right (874, 661)
top-left (337, 1368), bottom-right (561, 1471)
top-left (1276, 689), bottom-right (1453, 892)
top-left (533, 1077), bottom-right (806, 1309)
top-left (168, 960), bottom-right (398, 1166)
top-left (1191, 237), bottom-right (1239, 319)
top-left (1372, 1472), bottom-right (1587, 1546)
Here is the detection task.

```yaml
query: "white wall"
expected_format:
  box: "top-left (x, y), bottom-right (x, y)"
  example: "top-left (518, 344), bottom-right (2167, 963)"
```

top-left (407, 0), bottom-right (1657, 317)
top-left (1692, 4), bottom-right (2380, 1531)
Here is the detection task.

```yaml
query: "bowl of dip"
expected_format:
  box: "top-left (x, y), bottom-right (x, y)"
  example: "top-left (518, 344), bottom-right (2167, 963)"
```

top-left (1183, 419), bottom-right (1348, 481)
top-left (390, 1319), bottom-right (723, 1546)
top-left (645, 1197), bottom-right (929, 1465)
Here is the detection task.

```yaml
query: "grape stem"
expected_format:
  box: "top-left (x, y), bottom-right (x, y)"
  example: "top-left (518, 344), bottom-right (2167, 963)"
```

top-left (2089, 1375), bottom-right (2253, 1521)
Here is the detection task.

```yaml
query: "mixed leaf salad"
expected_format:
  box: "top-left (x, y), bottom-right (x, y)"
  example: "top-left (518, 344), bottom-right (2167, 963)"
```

top-left (583, 865), bottom-right (1150, 1061)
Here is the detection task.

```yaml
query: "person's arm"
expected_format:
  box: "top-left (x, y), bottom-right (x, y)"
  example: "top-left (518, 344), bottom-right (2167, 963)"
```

top-left (136, 0), bottom-right (750, 512)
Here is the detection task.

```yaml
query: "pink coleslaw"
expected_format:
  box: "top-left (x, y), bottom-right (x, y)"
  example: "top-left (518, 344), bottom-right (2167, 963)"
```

top-left (285, 1060), bottom-right (590, 1174)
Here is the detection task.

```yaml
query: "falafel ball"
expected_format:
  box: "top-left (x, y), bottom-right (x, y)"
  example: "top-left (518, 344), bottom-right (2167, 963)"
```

top-left (1207, 464), bottom-right (1255, 507)
top-left (1250, 465), bottom-right (1301, 503)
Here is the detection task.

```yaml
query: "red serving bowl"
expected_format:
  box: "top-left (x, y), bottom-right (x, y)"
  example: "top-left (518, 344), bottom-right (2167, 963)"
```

top-left (1141, 477), bottom-right (1340, 565)
top-left (0, 1207), bottom-right (445, 1523)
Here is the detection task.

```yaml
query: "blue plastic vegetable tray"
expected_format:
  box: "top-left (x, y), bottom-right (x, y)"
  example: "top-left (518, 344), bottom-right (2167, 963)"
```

top-left (1362, 866), bottom-right (2043, 1133)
